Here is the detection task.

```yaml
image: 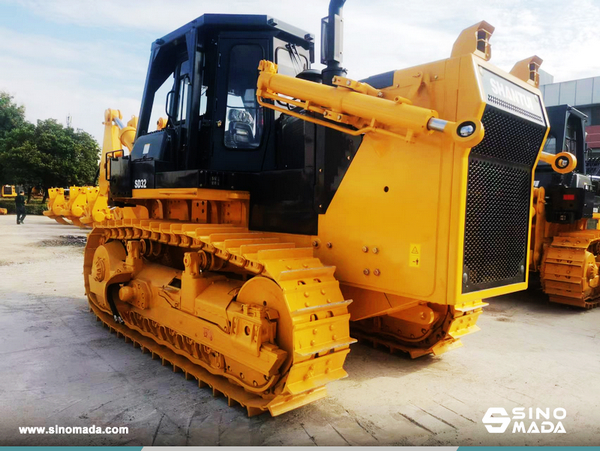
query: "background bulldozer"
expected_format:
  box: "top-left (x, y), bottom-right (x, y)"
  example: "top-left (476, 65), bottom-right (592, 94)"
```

top-left (1, 184), bottom-right (16, 198)
top-left (530, 104), bottom-right (600, 308)
top-left (47, 1), bottom-right (554, 416)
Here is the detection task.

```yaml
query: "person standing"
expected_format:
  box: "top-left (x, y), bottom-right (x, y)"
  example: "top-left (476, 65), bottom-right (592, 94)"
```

top-left (15, 190), bottom-right (26, 225)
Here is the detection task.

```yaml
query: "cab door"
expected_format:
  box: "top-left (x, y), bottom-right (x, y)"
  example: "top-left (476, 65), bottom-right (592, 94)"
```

top-left (211, 35), bottom-right (270, 172)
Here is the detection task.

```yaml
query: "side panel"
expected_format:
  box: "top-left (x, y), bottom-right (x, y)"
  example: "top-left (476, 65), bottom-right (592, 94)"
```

top-left (314, 131), bottom-right (446, 299)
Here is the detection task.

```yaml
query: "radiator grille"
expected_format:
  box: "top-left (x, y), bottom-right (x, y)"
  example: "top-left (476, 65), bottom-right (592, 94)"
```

top-left (462, 106), bottom-right (546, 293)
top-left (470, 107), bottom-right (544, 166)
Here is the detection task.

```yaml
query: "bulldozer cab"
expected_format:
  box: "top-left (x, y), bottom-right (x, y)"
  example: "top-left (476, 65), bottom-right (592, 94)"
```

top-left (535, 105), bottom-right (588, 187)
top-left (111, 15), bottom-right (314, 197)
top-left (535, 105), bottom-right (597, 224)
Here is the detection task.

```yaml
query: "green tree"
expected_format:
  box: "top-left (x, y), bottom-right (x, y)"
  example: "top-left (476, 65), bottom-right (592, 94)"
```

top-left (0, 92), bottom-right (27, 184)
top-left (33, 119), bottom-right (100, 189)
top-left (0, 122), bottom-right (37, 184)
top-left (0, 118), bottom-right (100, 201)
top-left (0, 91), bottom-right (25, 138)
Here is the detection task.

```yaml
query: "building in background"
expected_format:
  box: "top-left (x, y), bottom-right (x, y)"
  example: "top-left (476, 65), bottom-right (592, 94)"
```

top-left (538, 68), bottom-right (554, 87)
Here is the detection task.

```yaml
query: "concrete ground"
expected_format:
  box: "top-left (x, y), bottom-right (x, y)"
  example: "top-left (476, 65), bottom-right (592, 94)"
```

top-left (1, 214), bottom-right (599, 446)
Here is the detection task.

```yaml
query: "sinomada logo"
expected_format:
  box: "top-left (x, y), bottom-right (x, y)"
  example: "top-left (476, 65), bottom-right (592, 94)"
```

top-left (482, 407), bottom-right (567, 434)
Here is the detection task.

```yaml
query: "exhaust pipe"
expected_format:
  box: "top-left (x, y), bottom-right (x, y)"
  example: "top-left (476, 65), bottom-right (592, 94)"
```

top-left (321, 0), bottom-right (347, 85)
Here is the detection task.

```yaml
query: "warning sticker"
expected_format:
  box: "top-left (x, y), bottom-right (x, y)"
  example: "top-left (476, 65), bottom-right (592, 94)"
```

top-left (409, 243), bottom-right (421, 268)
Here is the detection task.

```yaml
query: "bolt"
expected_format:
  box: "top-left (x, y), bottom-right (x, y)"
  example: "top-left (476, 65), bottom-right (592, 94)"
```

top-left (321, 289), bottom-right (326, 295)
top-left (362, 246), bottom-right (369, 253)
top-left (346, 80), bottom-right (351, 86)
top-left (312, 240), bottom-right (319, 248)
top-left (318, 168), bottom-right (323, 173)
top-left (459, 124), bottom-right (475, 137)
top-left (363, 269), bottom-right (370, 275)
top-left (337, 114), bottom-right (342, 120)
top-left (463, 272), bottom-right (468, 284)
top-left (374, 269), bottom-right (381, 276)
top-left (346, 155), bottom-right (351, 160)
top-left (313, 328), bottom-right (318, 335)
top-left (377, 92), bottom-right (383, 97)
top-left (434, 75), bottom-right (439, 80)
top-left (326, 242), bottom-right (332, 248)
top-left (304, 292), bottom-right (309, 298)
top-left (372, 247), bottom-right (379, 254)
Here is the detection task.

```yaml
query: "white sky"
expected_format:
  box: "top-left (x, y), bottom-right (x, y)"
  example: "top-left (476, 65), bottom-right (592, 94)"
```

top-left (0, 0), bottom-right (599, 144)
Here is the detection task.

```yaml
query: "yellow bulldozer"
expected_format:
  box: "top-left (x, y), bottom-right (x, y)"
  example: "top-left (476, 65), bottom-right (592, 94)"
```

top-left (66, 1), bottom-right (564, 416)
top-left (529, 105), bottom-right (600, 308)
top-left (1, 184), bottom-right (17, 214)
top-left (43, 115), bottom-right (137, 227)
top-left (43, 186), bottom-right (97, 227)
top-left (1, 184), bottom-right (16, 198)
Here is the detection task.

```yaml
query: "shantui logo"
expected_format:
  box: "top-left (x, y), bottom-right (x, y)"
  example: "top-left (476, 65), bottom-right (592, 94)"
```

top-left (489, 78), bottom-right (535, 112)
top-left (482, 407), bottom-right (566, 434)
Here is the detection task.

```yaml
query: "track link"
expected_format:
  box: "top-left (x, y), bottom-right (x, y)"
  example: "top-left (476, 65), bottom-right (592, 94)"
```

top-left (84, 218), bottom-right (356, 416)
top-left (541, 231), bottom-right (600, 308)
top-left (351, 299), bottom-right (487, 358)
top-left (89, 302), bottom-right (300, 416)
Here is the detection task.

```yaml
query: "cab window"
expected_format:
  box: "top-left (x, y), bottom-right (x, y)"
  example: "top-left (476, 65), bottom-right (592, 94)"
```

top-left (275, 44), bottom-right (308, 77)
top-left (224, 44), bottom-right (264, 149)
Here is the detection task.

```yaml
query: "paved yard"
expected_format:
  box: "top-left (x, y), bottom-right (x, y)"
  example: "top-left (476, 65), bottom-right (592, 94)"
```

top-left (1, 215), bottom-right (599, 446)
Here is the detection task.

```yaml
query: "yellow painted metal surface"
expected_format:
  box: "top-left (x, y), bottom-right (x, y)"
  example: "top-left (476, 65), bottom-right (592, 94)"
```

top-left (538, 151), bottom-right (577, 174)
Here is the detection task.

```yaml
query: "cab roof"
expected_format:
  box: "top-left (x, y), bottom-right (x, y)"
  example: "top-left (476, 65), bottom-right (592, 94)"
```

top-left (155, 13), bottom-right (315, 52)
